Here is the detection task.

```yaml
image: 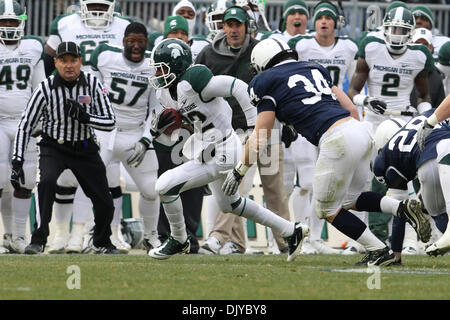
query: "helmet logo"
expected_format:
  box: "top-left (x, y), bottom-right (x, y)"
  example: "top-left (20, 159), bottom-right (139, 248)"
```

top-left (168, 43), bottom-right (185, 59)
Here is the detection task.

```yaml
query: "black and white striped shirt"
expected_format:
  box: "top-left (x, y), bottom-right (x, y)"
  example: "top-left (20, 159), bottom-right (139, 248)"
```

top-left (13, 71), bottom-right (115, 161)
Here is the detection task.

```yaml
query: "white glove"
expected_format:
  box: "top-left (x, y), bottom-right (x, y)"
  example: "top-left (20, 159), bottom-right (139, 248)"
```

top-left (127, 137), bottom-right (151, 168)
top-left (417, 119), bottom-right (434, 152)
top-left (222, 161), bottom-right (249, 196)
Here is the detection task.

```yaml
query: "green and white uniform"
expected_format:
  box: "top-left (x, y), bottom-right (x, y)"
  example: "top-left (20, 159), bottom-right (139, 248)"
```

top-left (87, 43), bottom-right (160, 238)
top-left (288, 35), bottom-right (358, 89)
top-left (0, 36), bottom-right (45, 190)
top-left (46, 12), bottom-right (131, 71)
top-left (357, 36), bottom-right (434, 131)
top-left (154, 64), bottom-right (256, 193)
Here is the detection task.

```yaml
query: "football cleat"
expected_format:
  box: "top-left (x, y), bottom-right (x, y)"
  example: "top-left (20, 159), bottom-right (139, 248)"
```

top-left (425, 231), bottom-right (450, 257)
top-left (200, 236), bottom-right (221, 254)
top-left (396, 199), bottom-right (431, 243)
top-left (360, 247), bottom-right (396, 267)
top-left (48, 223), bottom-right (70, 254)
top-left (300, 238), bottom-right (318, 255)
top-left (142, 231), bottom-right (162, 254)
top-left (219, 241), bottom-right (243, 255)
top-left (284, 222), bottom-right (310, 262)
top-left (3, 233), bottom-right (13, 251)
top-left (93, 244), bottom-right (120, 255)
top-left (148, 235), bottom-right (190, 260)
top-left (10, 237), bottom-right (27, 254)
top-left (311, 239), bottom-right (341, 255)
top-left (24, 243), bottom-right (44, 255)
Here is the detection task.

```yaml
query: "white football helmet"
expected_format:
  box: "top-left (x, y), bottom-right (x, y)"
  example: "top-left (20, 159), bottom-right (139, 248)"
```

top-left (79, 0), bottom-right (115, 29)
top-left (250, 38), bottom-right (298, 73)
top-left (0, 0), bottom-right (27, 43)
top-left (205, 0), bottom-right (232, 35)
top-left (374, 118), bottom-right (406, 151)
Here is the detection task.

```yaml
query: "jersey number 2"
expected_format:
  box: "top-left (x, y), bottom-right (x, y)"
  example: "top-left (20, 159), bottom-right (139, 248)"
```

top-left (287, 69), bottom-right (333, 105)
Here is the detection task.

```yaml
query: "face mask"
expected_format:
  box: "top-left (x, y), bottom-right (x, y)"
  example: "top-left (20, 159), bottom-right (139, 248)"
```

top-left (247, 10), bottom-right (260, 23)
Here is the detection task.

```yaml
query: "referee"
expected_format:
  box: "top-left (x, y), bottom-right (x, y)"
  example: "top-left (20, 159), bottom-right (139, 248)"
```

top-left (11, 41), bottom-right (118, 254)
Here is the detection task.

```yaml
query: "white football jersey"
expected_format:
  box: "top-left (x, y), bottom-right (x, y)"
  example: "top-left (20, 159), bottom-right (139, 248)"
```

top-left (288, 35), bottom-right (358, 89)
top-left (157, 65), bottom-right (233, 135)
top-left (90, 44), bottom-right (154, 129)
top-left (267, 30), bottom-right (309, 43)
top-left (432, 35), bottom-right (449, 60)
top-left (359, 36), bottom-right (434, 111)
top-left (0, 37), bottom-right (45, 119)
top-left (190, 38), bottom-right (210, 61)
top-left (46, 13), bottom-right (131, 72)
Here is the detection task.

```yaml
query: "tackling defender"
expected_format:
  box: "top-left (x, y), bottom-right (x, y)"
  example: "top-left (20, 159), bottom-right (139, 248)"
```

top-left (222, 38), bottom-right (431, 266)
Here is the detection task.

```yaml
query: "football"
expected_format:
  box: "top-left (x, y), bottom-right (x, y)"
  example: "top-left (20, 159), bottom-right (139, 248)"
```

top-left (162, 108), bottom-right (183, 135)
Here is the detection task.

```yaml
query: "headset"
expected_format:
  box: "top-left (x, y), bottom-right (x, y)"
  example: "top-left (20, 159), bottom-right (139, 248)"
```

top-left (312, 0), bottom-right (346, 30)
top-left (223, 6), bottom-right (254, 34)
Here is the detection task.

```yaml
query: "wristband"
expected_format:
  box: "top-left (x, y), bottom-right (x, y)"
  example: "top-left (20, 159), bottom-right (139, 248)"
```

top-left (417, 102), bottom-right (432, 113)
top-left (353, 94), bottom-right (367, 106)
top-left (235, 161), bottom-right (250, 176)
top-left (427, 113), bottom-right (439, 127)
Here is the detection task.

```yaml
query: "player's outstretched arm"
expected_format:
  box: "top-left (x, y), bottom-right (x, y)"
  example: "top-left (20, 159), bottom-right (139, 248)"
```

top-left (201, 75), bottom-right (257, 127)
top-left (222, 111), bottom-right (275, 196)
top-left (332, 86), bottom-right (360, 121)
top-left (417, 94), bottom-right (450, 151)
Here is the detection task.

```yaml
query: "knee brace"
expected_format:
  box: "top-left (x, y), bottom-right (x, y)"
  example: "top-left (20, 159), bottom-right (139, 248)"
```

top-left (109, 186), bottom-right (122, 199)
top-left (13, 187), bottom-right (32, 199)
top-left (55, 185), bottom-right (77, 204)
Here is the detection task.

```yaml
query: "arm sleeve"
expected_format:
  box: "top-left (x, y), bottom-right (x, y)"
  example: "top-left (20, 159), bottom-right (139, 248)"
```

top-left (201, 75), bottom-right (257, 127)
top-left (31, 60), bottom-right (46, 90)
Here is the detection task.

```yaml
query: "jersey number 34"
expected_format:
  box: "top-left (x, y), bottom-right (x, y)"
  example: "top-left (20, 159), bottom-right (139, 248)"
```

top-left (287, 69), bottom-right (334, 105)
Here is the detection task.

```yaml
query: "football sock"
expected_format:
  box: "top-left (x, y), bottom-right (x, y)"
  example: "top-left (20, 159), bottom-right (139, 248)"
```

top-left (139, 195), bottom-right (160, 235)
top-left (355, 191), bottom-right (383, 212)
top-left (232, 197), bottom-right (294, 238)
top-left (331, 208), bottom-right (385, 251)
top-left (291, 188), bottom-right (312, 224)
top-left (54, 185), bottom-right (76, 223)
top-left (0, 191), bottom-right (13, 234)
top-left (161, 195), bottom-right (187, 243)
top-left (391, 216), bottom-right (406, 253)
top-left (12, 197), bottom-right (30, 239)
top-left (309, 211), bottom-right (324, 241)
top-left (203, 195), bottom-right (219, 237)
top-left (380, 196), bottom-right (401, 217)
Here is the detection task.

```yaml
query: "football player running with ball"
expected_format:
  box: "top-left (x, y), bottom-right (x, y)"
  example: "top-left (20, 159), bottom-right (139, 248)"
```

top-left (147, 38), bottom-right (309, 262)
top-left (222, 38), bottom-right (431, 266)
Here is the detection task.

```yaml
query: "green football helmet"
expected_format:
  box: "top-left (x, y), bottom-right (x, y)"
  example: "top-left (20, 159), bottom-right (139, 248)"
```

top-left (0, 0), bottom-right (27, 43)
top-left (80, 0), bottom-right (115, 29)
top-left (149, 38), bottom-right (192, 89)
top-left (436, 41), bottom-right (450, 78)
top-left (383, 7), bottom-right (415, 54)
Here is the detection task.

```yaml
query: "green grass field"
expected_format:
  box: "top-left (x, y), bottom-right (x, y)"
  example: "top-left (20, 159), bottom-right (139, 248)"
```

top-left (1, 252), bottom-right (449, 300)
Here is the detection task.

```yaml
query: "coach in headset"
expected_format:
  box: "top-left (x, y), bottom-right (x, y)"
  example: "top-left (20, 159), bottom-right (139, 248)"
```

top-left (196, 6), bottom-right (292, 255)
